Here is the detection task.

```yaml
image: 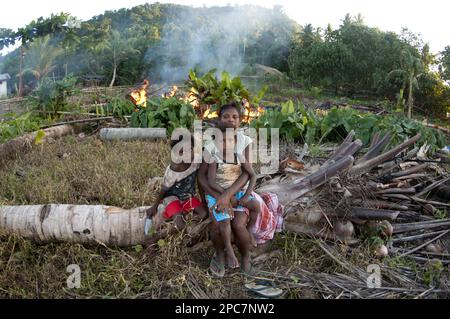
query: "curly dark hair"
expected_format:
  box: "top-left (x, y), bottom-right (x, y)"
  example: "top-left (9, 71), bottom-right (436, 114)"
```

top-left (218, 102), bottom-right (242, 118)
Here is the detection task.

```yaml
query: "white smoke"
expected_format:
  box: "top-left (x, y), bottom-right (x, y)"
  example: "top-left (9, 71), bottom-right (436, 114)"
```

top-left (145, 4), bottom-right (292, 83)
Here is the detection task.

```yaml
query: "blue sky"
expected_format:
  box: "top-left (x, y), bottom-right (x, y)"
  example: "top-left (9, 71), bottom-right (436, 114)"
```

top-left (1, 0), bottom-right (449, 54)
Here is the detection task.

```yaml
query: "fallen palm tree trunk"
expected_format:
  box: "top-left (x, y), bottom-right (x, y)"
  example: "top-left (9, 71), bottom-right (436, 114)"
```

top-left (99, 128), bottom-right (167, 141)
top-left (355, 133), bottom-right (392, 164)
top-left (0, 124), bottom-right (74, 154)
top-left (0, 204), bottom-right (148, 246)
top-left (257, 155), bottom-right (354, 205)
top-left (0, 204), bottom-right (208, 246)
top-left (40, 116), bottom-right (114, 129)
top-left (349, 208), bottom-right (400, 221)
top-left (0, 124), bottom-right (74, 167)
top-left (349, 133), bottom-right (421, 176)
top-left (393, 219), bottom-right (450, 234)
top-left (283, 222), bottom-right (358, 244)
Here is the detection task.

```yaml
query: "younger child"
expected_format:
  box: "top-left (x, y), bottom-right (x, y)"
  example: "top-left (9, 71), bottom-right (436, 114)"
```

top-left (146, 135), bottom-right (208, 250)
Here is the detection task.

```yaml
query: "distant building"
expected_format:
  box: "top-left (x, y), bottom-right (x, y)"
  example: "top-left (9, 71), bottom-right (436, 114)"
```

top-left (0, 73), bottom-right (11, 98)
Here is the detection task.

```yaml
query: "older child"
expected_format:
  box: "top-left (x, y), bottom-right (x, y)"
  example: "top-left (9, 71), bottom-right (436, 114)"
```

top-left (145, 135), bottom-right (208, 250)
top-left (202, 103), bottom-right (261, 273)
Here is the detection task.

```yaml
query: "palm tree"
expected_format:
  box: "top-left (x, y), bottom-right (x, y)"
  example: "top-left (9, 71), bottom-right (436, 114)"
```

top-left (300, 24), bottom-right (321, 48)
top-left (0, 13), bottom-right (70, 96)
top-left (21, 35), bottom-right (63, 84)
top-left (387, 50), bottom-right (423, 119)
top-left (103, 30), bottom-right (140, 87)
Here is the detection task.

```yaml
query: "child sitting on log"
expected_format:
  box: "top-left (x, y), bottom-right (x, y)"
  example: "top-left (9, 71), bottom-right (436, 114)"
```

top-left (145, 135), bottom-right (208, 251)
top-left (202, 102), bottom-right (261, 272)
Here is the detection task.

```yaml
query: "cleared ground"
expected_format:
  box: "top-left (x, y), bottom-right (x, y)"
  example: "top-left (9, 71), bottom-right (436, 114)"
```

top-left (0, 135), bottom-right (448, 298)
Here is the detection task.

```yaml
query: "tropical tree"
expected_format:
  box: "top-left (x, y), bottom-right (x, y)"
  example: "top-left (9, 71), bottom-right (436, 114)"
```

top-left (0, 13), bottom-right (71, 96)
top-left (438, 46), bottom-right (450, 82)
top-left (387, 50), bottom-right (423, 119)
top-left (76, 18), bottom-right (112, 81)
top-left (102, 30), bottom-right (140, 87)
top-left (20, 35), bottom-right (63, 85)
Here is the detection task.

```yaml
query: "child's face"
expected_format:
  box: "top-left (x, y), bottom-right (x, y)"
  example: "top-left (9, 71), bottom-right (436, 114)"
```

top-left (219, 108), bottom-right (240, 129)
top-left (175, 141), bottom-right (195, 164)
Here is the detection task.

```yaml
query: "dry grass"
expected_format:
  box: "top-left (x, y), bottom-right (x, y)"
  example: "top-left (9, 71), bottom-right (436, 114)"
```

top-left (0, 135), bottom-right (254, 298)
top-left (0, 135), bottom-right (169, 207)
top-left (0, 227), bottom-right (379, 299)
top-left (1, 134), bottom-right (448, 299)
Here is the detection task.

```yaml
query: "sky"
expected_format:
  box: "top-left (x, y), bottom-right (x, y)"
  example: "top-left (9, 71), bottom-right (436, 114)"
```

top-left (0, 0), bottom-right (449, 54)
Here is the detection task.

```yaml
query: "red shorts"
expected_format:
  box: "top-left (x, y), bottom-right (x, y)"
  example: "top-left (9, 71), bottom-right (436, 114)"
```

top-left (163, 196), bottom-right (203, 219)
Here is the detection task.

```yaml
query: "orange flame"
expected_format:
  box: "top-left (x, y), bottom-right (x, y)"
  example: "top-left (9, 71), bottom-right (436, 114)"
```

top-left (163, 86), bottom-right (264, 122)
top-left (182, 88), bottom-right (199, 108)
top-left (169, 85), bottom-right (178, 97)
top-left (129, 79), bottom-right (149, 108)
top-left (162, 85), bottom-right (179, 98)
top-left (242, 99), bottom-right (264, 123)
top-left (202, 108), bottom-right (219, 119)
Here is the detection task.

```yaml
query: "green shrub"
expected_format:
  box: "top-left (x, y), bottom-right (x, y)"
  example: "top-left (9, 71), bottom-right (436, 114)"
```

top-left (250, 100), bottom-right (447, 153)
top-left (0, 112), bottom-right (43, 143)
top-left (27, 75), bottom-right (78, 117)
top-left (186, 69), bottom-right (267, 112)
top-left (130, 97), bottom-right (196, 135)
top-left (251, 100), bottom-right (305, 141)
top-left (101, 96), bottom-right (135, 119)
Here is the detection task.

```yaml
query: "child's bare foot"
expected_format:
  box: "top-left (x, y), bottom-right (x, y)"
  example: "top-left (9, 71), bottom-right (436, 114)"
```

top-left (226, 248), bottom-right (240, 269)
top-left (248, 230), bottom-right (257, 247)
top-left (241, 254), bottom-right (253, 275)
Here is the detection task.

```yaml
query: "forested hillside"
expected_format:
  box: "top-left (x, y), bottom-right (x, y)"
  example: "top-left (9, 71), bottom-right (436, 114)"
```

top-left (1, 3), bottom-right (449, 117)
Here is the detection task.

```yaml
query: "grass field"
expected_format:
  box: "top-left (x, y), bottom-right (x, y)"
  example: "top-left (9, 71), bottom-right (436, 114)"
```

top-left (1, 134), bottom-right (448, 298)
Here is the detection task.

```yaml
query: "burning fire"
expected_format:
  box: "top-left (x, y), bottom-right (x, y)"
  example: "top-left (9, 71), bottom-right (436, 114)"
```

top-left (182, 88), bottom-right (200, 108)
top-left (162, 85), bottom-right (179, 98)
top-left (129, 79), bottom-right (149, 108)
top-left (241, 99), bottom-right (265, 124)
top-left (202, 108), bottom-right (219, 119)
top-left (200, 99), bottom-right (264, 122)
top-left (161, 87), bottom-right (264, 122)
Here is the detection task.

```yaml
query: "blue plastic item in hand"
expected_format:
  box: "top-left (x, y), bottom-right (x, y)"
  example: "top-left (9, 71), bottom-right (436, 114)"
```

top-left (144, 218), bottom-right (153, 235)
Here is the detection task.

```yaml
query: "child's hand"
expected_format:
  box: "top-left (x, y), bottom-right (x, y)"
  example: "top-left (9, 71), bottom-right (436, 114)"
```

top-left (214, 195), bottom-right (233, 218)
top-left (146, 206), bottom-right (157, 218)
top-left (230, 196), bottom-right (238, 207)
top-left (238, 195), bottom-right (252, 206)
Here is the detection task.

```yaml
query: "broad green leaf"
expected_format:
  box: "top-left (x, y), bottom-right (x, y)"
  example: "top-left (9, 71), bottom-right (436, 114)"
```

top-left (34, 129), bottom-right (46, 145)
